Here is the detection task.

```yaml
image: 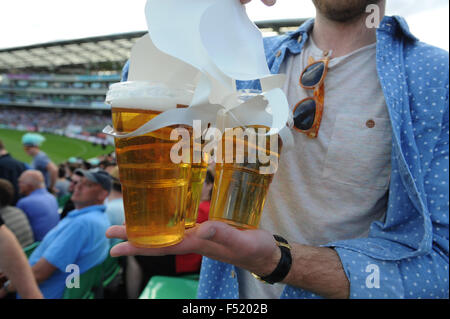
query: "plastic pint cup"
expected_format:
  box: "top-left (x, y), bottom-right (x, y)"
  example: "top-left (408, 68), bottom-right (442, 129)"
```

top-left (208, 92), bottom-right (282, 230)
top-left (184, 146), bottom-right (209, 228)
top-left (107, 81), bottom-right (194, 247)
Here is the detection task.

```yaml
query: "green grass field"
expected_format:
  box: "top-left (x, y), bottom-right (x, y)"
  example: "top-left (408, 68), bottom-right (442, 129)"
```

top-left (0, 129), bottom-right (115, 165)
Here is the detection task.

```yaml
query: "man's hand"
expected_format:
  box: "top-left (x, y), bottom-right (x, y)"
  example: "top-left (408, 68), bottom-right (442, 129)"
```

top-left (107, 221), bottom-right (350, 298)
top-left (106, 221), bottom-right (280, 278)
top-left (241, 0), bottom-right (276, 6)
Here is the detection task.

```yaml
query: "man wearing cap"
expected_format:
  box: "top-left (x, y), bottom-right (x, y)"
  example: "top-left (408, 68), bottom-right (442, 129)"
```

top-left (22, 133), bottom-right (58, 193)
top-left (6, 168), bottom-right (112, 299)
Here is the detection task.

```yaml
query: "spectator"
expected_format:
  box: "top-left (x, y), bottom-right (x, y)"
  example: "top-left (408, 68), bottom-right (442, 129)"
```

top-left (104, 166), bottom-right (124, 248)
top-left (0, 139), bottom-right (27, 205)
top-left (22, 133), bottom-right (58, 193)
top-left (197, 168), bottom-right (214, 224)
top-left (59, 169), bottom-right (83, 220)
top-left (0, 178), bottom-right (34, 248)
top-left (54, 165), bottom-right (70, 205)
top-left (0, 218), bottom-right (43, 299)
top-left (104, 166), bottom-right (124, 228)
top-left (16, 170), bottom-right (59, 241)
top-left (10, 168), bottom-right (112, 299)
top-left (81, 160), bottom-right (92, 170)
top-left (100, 160), bottom-right (117, 175)
top-left (0, 108), bottom-right (111, 136)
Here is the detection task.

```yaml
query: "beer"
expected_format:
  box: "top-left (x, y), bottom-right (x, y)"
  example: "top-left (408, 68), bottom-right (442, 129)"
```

top-left (112, 107), bottom-right (191, 247)
top-left (184, 160), bottom-right (208, 228)
top-left (209, 125), bottom-right (281, 230)
top-left (108, 81), bottom-right (194, 248)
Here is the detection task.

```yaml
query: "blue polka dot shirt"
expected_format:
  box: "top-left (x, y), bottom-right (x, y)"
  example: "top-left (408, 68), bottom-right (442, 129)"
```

top-left (197, 16), bottom-right (449, 299)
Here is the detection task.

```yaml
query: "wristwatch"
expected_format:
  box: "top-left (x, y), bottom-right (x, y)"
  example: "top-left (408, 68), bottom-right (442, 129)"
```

top-left (252, 235), bottom-right (292, 284)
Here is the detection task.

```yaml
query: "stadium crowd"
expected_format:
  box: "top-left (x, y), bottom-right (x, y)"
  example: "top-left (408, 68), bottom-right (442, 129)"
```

top-left (0, 107), bottom-right (111, 135)
top-left (0, 132), bottom-right (214, 299)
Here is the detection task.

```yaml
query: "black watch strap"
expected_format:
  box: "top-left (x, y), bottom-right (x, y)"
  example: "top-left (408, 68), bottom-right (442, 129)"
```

top-left (252, 235), bottom-right (292, 285)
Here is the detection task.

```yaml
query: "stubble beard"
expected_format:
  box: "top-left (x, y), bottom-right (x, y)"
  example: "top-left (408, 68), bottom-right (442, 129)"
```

top-left (312, 0), bottom-right (381, 22)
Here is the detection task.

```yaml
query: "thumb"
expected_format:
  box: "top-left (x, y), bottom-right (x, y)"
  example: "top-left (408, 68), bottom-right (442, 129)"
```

top-left (262, 0), bottom-right (276, 6)
top-left (195, 220), bottom-right (221, 240)
top-left (196, 220), bottom-right (241, 244)
top-left (195, 220), bottom-right (266, 253)
top-left (193, 221), bottom-right (277, 274)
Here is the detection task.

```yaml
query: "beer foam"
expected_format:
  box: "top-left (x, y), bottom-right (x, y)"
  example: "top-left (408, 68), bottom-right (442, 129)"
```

top-left (105, 81), bottom-right (194, 111)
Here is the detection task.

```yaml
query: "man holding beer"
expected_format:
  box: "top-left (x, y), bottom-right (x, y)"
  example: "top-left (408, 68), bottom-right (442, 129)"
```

top-left (107, 0), bottom-right (449, 299)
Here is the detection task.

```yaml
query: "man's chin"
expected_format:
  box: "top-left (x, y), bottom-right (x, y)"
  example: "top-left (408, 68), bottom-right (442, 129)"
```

top-left (71, 196), bottom-right (82, 206)
top-left (313, 0), bottom-right (380, 22)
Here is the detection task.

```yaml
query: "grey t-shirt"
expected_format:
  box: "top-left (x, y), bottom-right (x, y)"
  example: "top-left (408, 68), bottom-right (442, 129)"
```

top-left (0, 206), bottom-right (35, 247)
top-left (237, 36), bottom-right (392, 298)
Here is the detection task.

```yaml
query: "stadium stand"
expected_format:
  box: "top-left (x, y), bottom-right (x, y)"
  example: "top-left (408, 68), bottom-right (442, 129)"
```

top-left (0, 19), bottom-right (304, 74)
top-left (0, 19), bottom-right (305, 146)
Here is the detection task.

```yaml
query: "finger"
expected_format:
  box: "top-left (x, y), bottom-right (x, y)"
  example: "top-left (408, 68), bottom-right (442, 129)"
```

top-left (190, 221), bottom-right (278, 275)
top-left (195, 220), bottom-right (240, 242)
top-left (190, 222), bottom-right (243, 263)
top-left (262, 0), bottom-right (276, 6)
top-left (195, 221), bottom-right (276, 260)
top-left (196, 220), bottom-right (264, 249)
top-left (240, 0), bottom-right (276, 6)
top-left (109, 239), bottom-right (196, 257)
top-left (109, 226), bottom-right (207, 257)
top-left (109, 241), bottom-right (170, 257)
top-left (105, 225), bottom-right (128, 240)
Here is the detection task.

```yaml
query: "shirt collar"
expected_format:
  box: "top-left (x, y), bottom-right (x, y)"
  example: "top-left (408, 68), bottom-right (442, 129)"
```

top-left (378, 15), bottom-right (419, 42)
top-left (284, 15), bottom-right (418, 53)
top-left (68, 204), bottom-right (106, 217)
top-left (29, 188), bottom-right (47, 196)
top-left (281, 18), bottom-right (314, 54)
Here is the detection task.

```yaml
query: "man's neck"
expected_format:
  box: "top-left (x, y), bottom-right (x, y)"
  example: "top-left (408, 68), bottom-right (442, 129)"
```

top-left (311, 9), bottom-right (384, 58)
top-left (29, 187), bottom-right (42, 194)
top-left (74, 202), bottom-right (102, 210)
top-left (108, 191), bottom-right (122, 201)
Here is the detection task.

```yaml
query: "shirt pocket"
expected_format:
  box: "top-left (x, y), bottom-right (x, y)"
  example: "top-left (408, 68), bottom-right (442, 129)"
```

top-left (323, 114), bottom-right (392, 189)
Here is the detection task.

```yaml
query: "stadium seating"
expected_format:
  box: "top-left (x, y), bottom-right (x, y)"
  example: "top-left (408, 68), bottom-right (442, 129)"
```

top-left (62, 250), bottom-right (124, 299)
top-left (101, 252), bottom-right (122, 288)
top-left (23, 241), bottom-right (40, 258)
top-left (63, 264), bottom-right (103, 299)
top-left (139, 274), bottom-right (199, 299)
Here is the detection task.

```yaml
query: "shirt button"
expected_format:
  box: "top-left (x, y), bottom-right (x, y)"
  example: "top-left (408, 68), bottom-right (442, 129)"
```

top-left (297, 35), bottom-right (303, 43)
top-left (275, 50), bottom-right (282, 58)
top-left (366, 119), bottom-right (376, 128)
top-left (231, 270), bottom-right (236, 278)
